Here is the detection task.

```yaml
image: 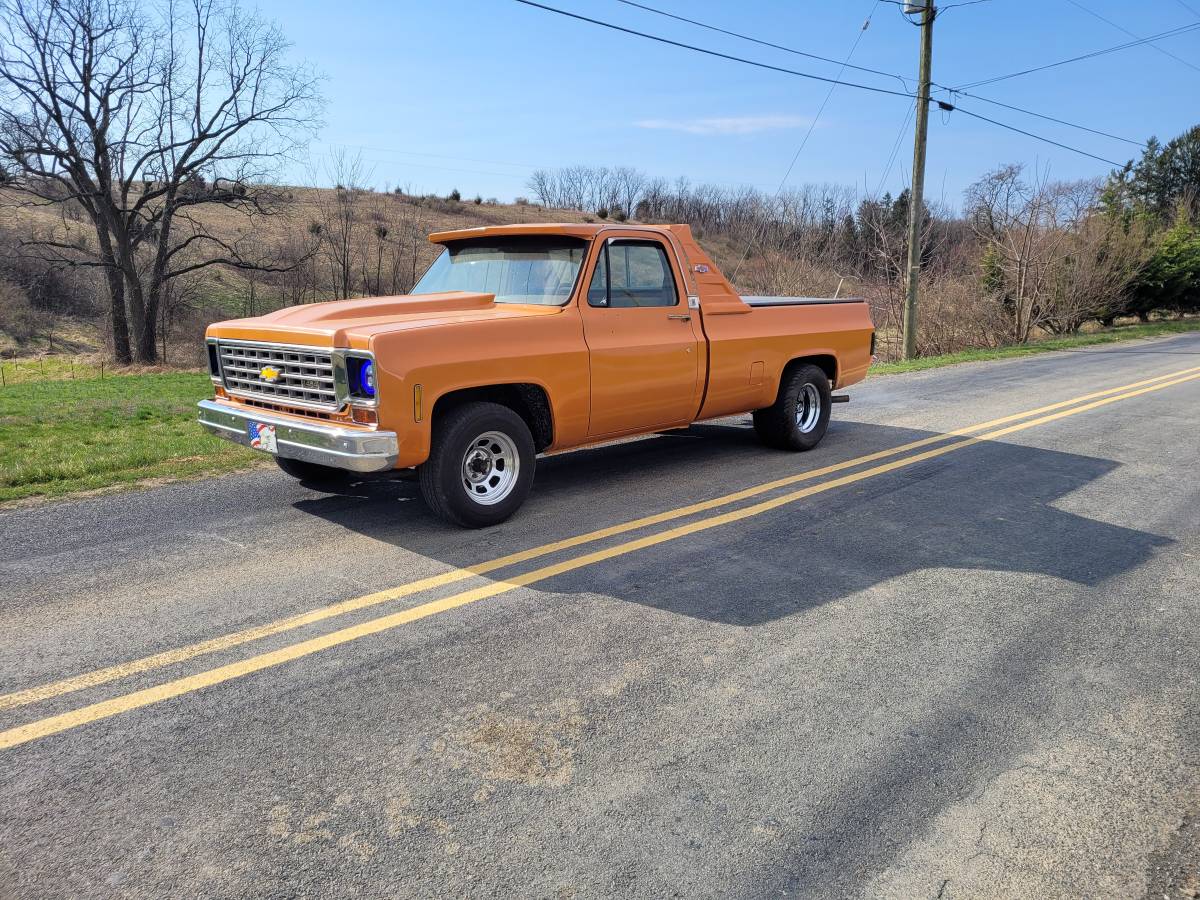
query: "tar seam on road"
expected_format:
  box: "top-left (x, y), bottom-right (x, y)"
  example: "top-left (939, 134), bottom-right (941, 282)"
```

top-left (2, 366), bottom-right (1199, 751)
top-left (4, 363), bottom-right (1198, 717)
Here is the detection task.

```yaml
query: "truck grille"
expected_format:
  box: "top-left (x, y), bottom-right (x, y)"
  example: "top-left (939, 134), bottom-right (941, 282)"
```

top-left (217, 341), bottom-right (339, 410)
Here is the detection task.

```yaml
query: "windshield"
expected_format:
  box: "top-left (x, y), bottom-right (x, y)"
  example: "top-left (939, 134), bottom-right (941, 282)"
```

top-left (412, 236), bottom-right (587, 306)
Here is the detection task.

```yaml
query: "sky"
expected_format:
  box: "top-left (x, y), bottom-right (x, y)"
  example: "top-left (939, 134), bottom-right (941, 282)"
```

top-left (250, 0), bottom-right (1200, 210)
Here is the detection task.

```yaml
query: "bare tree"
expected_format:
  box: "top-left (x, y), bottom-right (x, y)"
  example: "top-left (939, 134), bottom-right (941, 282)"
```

top-left (527, 168), bottom-right (556, 207)
top-left (276, 220), bottom-right (321, 306)
top-left (312, 150), bottom-right (369, 300)
top-left (611, 166), bottom-right (646, 220)
top-left (0, 0), bottom-right (321, 362)
top-left (966, 165), bottom-right (1071, 343)
top-left (1042, 185), bottom-right (1149, 334)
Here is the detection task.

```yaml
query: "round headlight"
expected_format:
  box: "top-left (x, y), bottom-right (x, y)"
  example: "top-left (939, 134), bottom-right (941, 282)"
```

top-left (358, 359), bottom-right (376, 397)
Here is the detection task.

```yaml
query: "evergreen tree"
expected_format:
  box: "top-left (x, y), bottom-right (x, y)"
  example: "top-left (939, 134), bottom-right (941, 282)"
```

top-left (1128, 213), bottom-right (1200, 318)
top-left (1106, 125), bottom-right (1200, 225)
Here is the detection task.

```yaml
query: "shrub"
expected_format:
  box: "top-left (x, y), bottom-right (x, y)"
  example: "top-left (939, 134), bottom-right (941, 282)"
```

top-left (473, 195), bottom-right (482, 205)
top-left (1129, 217), bottom-right (1200, 318)
top-left (613, 207), bottom-right (628, 222)
top-left (596, 206), bottom-right (609, 219)
top-left (0, 226), bottom-right (98, 317)
top-left (0, 281), bottom-right (49, 344)
top-left (514, 196), bottom-right (530, 206)
top-left (448, 188), bottom-right (461, 202)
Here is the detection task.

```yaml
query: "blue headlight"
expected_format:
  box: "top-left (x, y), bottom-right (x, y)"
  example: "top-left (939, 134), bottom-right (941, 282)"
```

top-left (358, 359), bottom-right (376, 397)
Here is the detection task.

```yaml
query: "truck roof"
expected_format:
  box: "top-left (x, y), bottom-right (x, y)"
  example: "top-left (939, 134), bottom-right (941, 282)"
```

top-left (428, 223), bottom-right (676, 243)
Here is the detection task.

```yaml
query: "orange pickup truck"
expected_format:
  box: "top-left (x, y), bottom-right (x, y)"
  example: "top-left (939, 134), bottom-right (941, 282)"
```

top-left (198, 223), bottom-right (875, 526)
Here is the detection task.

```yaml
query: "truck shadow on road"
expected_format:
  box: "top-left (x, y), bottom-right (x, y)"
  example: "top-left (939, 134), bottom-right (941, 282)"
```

top-left (294, 419), bottom-right (1171, 627)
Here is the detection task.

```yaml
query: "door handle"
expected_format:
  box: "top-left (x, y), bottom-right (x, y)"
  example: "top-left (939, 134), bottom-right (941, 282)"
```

top-left (667, 314), bottom-right (692, 321)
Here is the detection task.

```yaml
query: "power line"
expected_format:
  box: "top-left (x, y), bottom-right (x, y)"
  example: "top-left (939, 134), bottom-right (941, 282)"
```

top-left (612, 0), bottom-right (911, 88)
top-left (950, 106), bottom-right (1125, 166)
top-left (511, 0), bottom-right (1128, 168)
top-left (875, 100), bottom-right (917, 197)
top-left (879, 0), bottom-right (992, 15)
top-left (936, 0), bottom-right (993, 11)
top-left (510, 0), bottom-right (916, 100)
top-left (959, 21), bottom-right (1200, 88)
top-left (1064, 0), bottom-right (1200, 74)
top-left (932, 87), bottom-right (1146, 147)
top-left (1174, 0), bottom-right (1200, 20)
top-left (613, 0), bottom-right (1145, 148)
top-left (769, 8), bottom-right (881, 194)
top-left (731, 1), bottom-right (882, 280)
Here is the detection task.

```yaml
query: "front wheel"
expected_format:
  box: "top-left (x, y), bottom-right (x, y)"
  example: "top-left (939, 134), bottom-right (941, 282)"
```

top-left (418, 401), bottom-right (536, 528)
top-left (753, 363), bottom-right (832, 451)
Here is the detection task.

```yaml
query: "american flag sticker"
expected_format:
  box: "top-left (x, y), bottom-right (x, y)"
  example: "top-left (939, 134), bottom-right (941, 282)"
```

top-left (694, 264), bottom-right (710, 273)
top-left (248, 421), bottom-right (278, 453)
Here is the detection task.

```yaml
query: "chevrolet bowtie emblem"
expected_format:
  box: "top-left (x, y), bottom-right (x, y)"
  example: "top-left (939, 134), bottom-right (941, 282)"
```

top-left (259, 365), bottom-right (281, 382)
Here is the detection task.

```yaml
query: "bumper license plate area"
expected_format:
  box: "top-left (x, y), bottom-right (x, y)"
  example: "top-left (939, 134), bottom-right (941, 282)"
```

top-left (248, 421), bottom-right (278, 453)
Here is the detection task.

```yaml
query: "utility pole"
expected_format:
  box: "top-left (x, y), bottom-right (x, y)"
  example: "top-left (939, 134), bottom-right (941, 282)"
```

top-left (901, 0), bottom-right (934, 360)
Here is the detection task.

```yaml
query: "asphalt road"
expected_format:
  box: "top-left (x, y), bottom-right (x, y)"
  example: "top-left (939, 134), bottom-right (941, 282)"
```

top-left (2, 333), bottom-right (1199, 899)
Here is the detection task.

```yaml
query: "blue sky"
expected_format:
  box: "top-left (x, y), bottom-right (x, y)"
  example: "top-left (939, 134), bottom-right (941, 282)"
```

top-left (253, 0), bottom-right (1200, 209)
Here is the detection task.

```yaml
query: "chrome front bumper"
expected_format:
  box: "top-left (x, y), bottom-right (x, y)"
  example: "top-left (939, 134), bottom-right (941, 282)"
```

top-left (197, 399), bottom-right (399, 473)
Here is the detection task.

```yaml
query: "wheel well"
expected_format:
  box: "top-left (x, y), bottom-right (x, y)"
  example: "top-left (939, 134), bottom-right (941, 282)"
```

top-left (784, 354), bottom-right (838, 389)
top-left (431, 384), bottom-right (554, 452)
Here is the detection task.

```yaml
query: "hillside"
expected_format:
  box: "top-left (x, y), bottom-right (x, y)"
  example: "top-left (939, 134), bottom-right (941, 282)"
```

top-left (0, 186), bottom-right (625, 362)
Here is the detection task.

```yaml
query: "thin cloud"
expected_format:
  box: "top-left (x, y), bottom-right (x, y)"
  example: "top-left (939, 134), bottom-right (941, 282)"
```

top-left (634, 114), bottom-right (813, 136)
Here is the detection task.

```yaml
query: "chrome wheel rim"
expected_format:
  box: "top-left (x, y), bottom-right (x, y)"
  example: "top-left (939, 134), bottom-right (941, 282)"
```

top-left (796, 383), bottom-right (822, 433)
top-left (461, 430), bottom-right (520, 505)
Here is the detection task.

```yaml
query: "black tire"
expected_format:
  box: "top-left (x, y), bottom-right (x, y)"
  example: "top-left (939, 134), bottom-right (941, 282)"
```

top-left (275, 455), bottom-right (352, 484)
top-left (418, 401), bottom-right (536, 528)
top-left (753, 363), bottom-right (832, 451)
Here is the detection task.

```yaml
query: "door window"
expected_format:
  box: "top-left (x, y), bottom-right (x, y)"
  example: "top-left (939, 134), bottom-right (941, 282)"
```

top-left (587, 240), bottom-right (678, 308)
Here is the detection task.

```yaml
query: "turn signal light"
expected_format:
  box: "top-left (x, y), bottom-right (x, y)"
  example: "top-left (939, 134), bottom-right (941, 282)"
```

top-left (351, 405), bottom-right (377, 425)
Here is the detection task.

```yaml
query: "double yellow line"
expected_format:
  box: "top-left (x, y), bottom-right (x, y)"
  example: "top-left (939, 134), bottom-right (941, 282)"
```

top-left (3, 364), bottom-right (1200, 751)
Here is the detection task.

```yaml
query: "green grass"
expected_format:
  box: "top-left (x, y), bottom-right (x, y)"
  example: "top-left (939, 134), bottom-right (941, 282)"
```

top-left (0, 355), bottom-right (105, 384)
top-left (0, 371), bottom-right (264, 504)
top-left (870, 320), bottom-right (1200, 375)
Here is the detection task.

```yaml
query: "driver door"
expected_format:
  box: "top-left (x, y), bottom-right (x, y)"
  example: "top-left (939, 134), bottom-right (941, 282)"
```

top-left (579, 237), bottom-right (703, 437)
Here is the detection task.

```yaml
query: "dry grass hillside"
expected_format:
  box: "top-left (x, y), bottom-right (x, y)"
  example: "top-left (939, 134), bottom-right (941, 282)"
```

top-left (0, 185), bottom-right (598, 248)
top-left (0, 186), bottom-right (619, 363)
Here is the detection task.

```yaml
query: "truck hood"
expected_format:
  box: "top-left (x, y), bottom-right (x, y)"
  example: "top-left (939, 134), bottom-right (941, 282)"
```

top-left (206, 291), bottom-right (562, 348)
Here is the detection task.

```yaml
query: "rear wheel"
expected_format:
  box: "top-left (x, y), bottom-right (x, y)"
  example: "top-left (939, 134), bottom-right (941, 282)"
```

top-left (275, 455), bottom-right (351, 484)
top-left (753, 363), bottom-right (832, 451)
top-left (419, 401), bottom-right (536, 528)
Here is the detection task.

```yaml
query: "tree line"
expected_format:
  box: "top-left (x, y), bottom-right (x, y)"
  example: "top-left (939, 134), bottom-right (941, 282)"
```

top-left (526, 133), bottom-right (1200, 355)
